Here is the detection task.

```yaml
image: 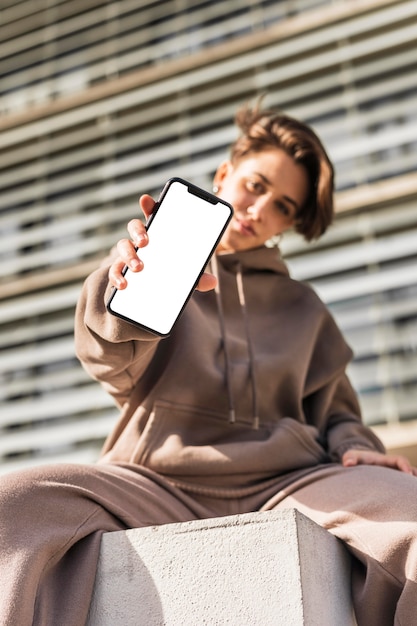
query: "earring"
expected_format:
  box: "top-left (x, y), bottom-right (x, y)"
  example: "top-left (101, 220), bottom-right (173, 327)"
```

top-left (213, 185), bottom-right (219, 194)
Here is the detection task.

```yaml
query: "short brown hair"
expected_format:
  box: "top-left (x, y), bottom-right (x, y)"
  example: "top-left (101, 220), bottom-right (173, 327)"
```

top-left (230, 102), bottom-right (334, 241)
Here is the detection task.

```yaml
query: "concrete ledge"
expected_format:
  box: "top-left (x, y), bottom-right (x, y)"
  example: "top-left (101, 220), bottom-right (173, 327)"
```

top-left (87, 509), bottom-right (356, 626)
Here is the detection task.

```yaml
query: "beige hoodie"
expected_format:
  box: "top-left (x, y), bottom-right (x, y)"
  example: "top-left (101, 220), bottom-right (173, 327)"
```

top-left (75, 246), bottom-right (384, 496)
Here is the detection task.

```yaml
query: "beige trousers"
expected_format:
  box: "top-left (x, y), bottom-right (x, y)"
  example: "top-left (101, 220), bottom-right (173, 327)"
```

top-left (0, 461), bottom-right (416, 626)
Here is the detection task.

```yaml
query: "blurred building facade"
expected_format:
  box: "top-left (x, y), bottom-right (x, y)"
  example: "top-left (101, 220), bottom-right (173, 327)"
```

top-left (1, 0), bottom-right (417, 474)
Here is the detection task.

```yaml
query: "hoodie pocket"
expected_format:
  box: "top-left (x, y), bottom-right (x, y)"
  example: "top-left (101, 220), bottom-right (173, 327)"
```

top-left (130, 400), bottom-right (327, 479)
top-left (131, 399), bottom-right (254, 472)
top-left (275, 417), bottom-right (327, 465)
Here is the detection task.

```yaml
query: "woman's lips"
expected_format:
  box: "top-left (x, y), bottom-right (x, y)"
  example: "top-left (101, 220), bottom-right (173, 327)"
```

top-left (235, 217), bottom-right (255, 236)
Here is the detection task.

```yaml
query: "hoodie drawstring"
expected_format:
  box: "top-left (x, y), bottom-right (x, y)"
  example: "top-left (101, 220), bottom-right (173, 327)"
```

top-left (211, 256), bottom-right (259, 429)
top-left (236, 267), bottom-right (260, 430)
top-left (212, 255), bottom-right (236, 424)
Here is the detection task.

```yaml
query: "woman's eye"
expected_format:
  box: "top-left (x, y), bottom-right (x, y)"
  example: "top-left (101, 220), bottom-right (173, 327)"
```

top-left (277, 203), bottom-right (290, 217)
top-left (247, 180), bottom-right (263, 193)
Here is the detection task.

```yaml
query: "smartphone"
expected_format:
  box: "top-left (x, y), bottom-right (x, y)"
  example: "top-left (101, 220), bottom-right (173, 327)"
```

top-left (106, 177), bottom-right (233, 336)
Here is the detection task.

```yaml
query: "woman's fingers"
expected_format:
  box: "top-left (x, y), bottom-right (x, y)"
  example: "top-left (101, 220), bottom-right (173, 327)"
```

top-left (108, 225), bottom-right (146, 288)
top-left (196, 273), bottom-right (217, 292)
top-left (126, 218), bottom-right (149, 248)
top-left (342, 448), bottom-right (417, 475)
top-left (139, 194), bottom-right (157, 221)
top-left (108, 258), bottom-right (128, 289)
top-left (108, 200), bottom-right (155, 288)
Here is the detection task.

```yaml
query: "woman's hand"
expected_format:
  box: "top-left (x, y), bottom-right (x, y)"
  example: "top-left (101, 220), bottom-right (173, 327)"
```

top-left (108, 194), bottom-right (217, 292)
top-left (342, 449), bottom-right (417, 476)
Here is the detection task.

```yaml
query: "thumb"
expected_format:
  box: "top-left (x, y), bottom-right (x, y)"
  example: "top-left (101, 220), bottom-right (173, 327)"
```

top-left (196, 273), bottom-right (217, 292)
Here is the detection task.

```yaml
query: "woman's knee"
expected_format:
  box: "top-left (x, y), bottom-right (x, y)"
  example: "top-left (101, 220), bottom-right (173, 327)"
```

top-left (0, 463), bottom-right (91, 529)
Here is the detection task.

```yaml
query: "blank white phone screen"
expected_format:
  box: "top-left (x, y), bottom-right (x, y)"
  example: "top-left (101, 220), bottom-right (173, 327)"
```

top-left (108, 180), bottom-right (232, 336)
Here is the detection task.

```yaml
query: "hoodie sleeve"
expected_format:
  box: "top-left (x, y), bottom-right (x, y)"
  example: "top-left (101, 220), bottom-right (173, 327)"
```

top-left (307, 371), bottom-right (385, 460)
top-left (302, 306), bottom-right (385, 460)
top-left (74, 262), bottom-right (161, 407)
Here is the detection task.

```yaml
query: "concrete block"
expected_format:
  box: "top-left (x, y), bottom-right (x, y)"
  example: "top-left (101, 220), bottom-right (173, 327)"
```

top-left (87, 509), bottom-right (356, 626)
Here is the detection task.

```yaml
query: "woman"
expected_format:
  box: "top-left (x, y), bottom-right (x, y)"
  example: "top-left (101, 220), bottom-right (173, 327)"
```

top-left (0, 103), bottom-right (416, 625)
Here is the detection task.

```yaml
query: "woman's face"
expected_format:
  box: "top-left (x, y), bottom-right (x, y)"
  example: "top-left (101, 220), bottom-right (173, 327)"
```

top-left (214, 148), bottom-right (309, 253)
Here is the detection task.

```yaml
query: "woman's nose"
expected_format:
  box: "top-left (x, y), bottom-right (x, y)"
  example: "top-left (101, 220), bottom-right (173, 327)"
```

top-left (246, 197), bottom-right (268, 219)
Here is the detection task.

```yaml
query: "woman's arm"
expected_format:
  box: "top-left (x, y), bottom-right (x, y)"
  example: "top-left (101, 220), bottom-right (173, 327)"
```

top-left (75, 261), bottom-right (161, 407)
top-left (75, 194), bottom-right (216, 407)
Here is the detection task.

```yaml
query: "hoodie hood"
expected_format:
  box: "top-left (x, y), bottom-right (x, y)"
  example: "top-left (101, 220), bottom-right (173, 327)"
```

top-left (214, 245), bottom-right (290, 277)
